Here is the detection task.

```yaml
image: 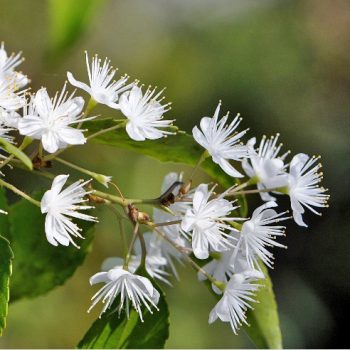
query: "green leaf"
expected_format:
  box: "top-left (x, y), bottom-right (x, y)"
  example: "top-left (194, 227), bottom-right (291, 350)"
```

top-left (0, 235), bottom-right (13, 336)
top-left (78, 283), bottom-right (169, 349)
top-left (47, 0), bottom-right (104, 61)
top-left (86, 120), bottom-right (282, 348)
top-left (0, 137), bottom-right (32, 170)
top-left (5, 192), bottom-right (95, 301)
top-left (244, 264), bottom-right (282, 349)
top-left (85, 119), bottom-right (236, 189)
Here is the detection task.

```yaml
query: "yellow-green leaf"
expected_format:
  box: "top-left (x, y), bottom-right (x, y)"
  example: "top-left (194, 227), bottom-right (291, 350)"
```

top-left (0, 137), bottom-right (32, 170)
top-left (0, 235), bottom-right (13, 336)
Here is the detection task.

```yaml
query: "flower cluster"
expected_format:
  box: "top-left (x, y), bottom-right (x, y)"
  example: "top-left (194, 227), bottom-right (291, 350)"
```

top-left (0, 43), bottom-right (329, 336)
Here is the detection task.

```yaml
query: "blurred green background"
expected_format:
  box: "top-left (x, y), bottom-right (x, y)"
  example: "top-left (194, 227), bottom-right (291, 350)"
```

top-left (0, 0), bottom-right (349, 348)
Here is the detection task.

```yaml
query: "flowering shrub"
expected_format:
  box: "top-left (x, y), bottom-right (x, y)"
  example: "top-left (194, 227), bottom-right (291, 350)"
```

top-left (0, 44), bottom-right (329, 348)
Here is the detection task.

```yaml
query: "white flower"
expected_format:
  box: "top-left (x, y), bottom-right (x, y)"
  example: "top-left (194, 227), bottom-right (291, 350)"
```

top-left (88, 267), bottom-right (160, 321)
top-left (198, 249), bottom-right (236, 294)
top-left (209, 270), bottom-right (264, 334)
top-left (41, 174), bottom-right (97, 247)
top-left (198, 245), bottom-right (257, 294)
top-left (0, 43), bottom-right (29, 88)
top-left (192, 102), bottom-right (248, 178)
top-left (0, 121), bottom-right (14, 143)
top-left (0, 78), bottom-right (26, 111)
top-left (287, 153), bottom-right (329, 227)
top-left (242, 135), bottom-right (289, 201)
top-left (181, 184), bottom-right (239, 259)
top-left (0, 107), bottom-right (20, 128)
top-left (18, 85), bottom-right (92, 153)
top-left (0, 123), bottom-right (14, 162)
top-left (236, 201), bottom-right (289, 269)
top-left (119, 85), bottom-right (174, 141)
top-left (67, 52), bottom-right (133, 109)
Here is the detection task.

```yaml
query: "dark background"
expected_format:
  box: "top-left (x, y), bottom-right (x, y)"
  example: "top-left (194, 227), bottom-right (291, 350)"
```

top-left (0, 0), bottom-right (349, 348)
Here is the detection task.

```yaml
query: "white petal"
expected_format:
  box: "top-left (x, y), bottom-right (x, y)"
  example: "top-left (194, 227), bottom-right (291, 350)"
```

top-left (90, 272), bottom-right (109, 285)
top-left (57, 127), bottom-right (86, 146)
top-left (192, 230), bottom-right (209, 259)
top-left (218, 158), bottom-right (244, 178)
top-left (41, 131), bottom-right (60, 153)
top-left (67, 72), bottom-right (92, 95)
top-left (192, 126), bottom-right (207, 149)
top-left (126, 122), bottom-right (146, 141)
top-left (34, 88), bottom-right (53, 116)
top-left (57, 96), bottom-right (85, 118)
top-left (293, 209), bottom-right (307, 227)
top-left (192, 184), bottom-right (208, 212)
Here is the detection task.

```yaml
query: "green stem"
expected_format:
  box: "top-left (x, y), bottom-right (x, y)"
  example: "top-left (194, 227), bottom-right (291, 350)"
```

top-left (78, 98), bottom-right (98, 129)
top-left (226, 187), bottom-right (284, 197)
top-left (85, 98), bottom-right (98, 115)
top-left (106, 204), bottom-right (128, 255)
top-left (124, 223), bottom-right (139, 269)
top-left (55, 157), bottom-right (111, 187)
top-left (56, 156), bottom-right (97, 175)
top-left (9, 160), bottom-right (159, 209)
top-left (38, 142), bottom-right (43, 160)
top-left (43, 121), bottom-right (126, 162)
top-left (188, 150), bottom-right (209, 181)
top-left (93, 189), bottom-right (159, 207)
top-left (86, 121), bottom-right (126, 140)
top-left (136, 225), bottom-right (147, 268)
top-left (0, 178), bottom-right (40, 207)
top-left (232, 176), bottom-right (258, 193)
top-left (229, 221), bottom-right (243, 230)
top-left (153, 219), bottom-right (182, 227)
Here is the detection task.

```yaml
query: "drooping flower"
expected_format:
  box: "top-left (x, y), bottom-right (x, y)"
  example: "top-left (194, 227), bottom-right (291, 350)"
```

top-left (198, 243), bottom-right (258, 294)
top-left (41, 174), bottom-right (97, 247)
top-left (198, 248), bottom-right (236, 294)
top-left (208, 270), bottom-right (264, 334)
top-left (0, 42), bottom-right (29, 88)
top-left (88, 267), bottom-right (160, 321)
top-left (67, 52), bottom-right (133, 109)
top-left (119, 85), bottom-right (174, 141)
top-left (242, 135), bottom-right (289, 201)
top-left (192, 102), bottom-right (249, 178)
top-left (181, 184), bottom-right (239, 259)
top-left (236, 201), bottom-right (289, 269)
top-left (287, 153), bottom-right (329, 227)
top-left (18, 85), bottom-right (92, 153)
